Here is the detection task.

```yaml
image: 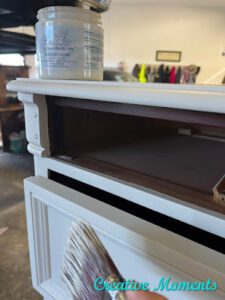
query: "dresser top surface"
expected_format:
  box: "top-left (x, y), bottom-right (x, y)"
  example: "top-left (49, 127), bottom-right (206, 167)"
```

top-left (7, 78), bottom-right (225, 114)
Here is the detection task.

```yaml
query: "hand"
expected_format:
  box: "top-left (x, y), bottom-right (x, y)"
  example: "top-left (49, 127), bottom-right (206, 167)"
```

top-left (126, 290), bottom-right (167, 300)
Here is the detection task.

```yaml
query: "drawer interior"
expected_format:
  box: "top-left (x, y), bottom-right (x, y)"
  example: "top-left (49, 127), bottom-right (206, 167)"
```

top-left (47, 96), bottom-right (225, 215)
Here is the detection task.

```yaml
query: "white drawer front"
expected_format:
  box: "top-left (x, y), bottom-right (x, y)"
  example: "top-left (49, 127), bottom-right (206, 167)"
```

top-left (24, 176), bottom-right (225, 300)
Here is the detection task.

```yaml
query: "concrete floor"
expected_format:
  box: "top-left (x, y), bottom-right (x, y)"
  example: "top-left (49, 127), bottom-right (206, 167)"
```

top-left (0, 152), bottom-right (42, 300)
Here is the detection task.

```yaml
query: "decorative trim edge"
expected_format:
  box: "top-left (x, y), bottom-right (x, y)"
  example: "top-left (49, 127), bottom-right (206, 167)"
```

top-left (18, 92), bottom-right (50, 157)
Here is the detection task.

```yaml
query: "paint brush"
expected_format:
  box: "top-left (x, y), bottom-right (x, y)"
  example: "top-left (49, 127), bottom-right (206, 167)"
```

top-left (61, 219), bottom-right (127, 300)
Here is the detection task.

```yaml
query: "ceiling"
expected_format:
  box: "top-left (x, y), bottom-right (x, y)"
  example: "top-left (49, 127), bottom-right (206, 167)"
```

top-left (0, 30), bottom-right (35, 54)
top-left (0, 0), bottom-right (223, 54)
top-left (0, 0), bottom-right (224, 29)
top-left (0, 1), bottom-right (76, 28)
top-left (0, 1), bottom-right (74, 53)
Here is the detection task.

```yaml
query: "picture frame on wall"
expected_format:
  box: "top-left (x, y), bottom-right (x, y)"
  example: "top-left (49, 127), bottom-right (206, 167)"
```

top-left (156, 51), bottom-right (182, 62)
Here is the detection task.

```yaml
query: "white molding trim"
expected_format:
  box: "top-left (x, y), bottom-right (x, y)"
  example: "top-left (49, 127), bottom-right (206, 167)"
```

top-left (30, 196), bottom-right (51, 284)
top-left (25, 187), bottom-right (71, 300)
top-left (7, 78), bottom-right (225, 114)
top-left (18, 92), bottom-right (50, 157)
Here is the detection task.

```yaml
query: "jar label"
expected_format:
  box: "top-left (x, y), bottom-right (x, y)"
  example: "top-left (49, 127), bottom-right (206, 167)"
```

top-left (37, 25), bottom-right (83, 69)
top-left (84, 29), bottom-right (104, 71)
top-left (36, 23), bottom-right (103, 77)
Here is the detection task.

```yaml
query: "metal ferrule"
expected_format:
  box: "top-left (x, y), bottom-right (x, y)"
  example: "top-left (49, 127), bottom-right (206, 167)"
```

top-left (77, 0), bottom-right (111, 12)
top-left (103, 274), bottom-right (128, 300)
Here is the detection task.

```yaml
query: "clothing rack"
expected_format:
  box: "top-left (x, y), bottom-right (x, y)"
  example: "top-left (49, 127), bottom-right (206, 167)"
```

top-left (132, 63), bottom-right (201, 84)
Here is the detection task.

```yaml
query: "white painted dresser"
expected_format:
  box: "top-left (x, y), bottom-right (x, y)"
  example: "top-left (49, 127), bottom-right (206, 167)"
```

top-left (7, 79), bottom-right (225, 300)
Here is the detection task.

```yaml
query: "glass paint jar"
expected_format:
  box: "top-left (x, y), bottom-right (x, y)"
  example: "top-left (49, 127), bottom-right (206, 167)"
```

top-left (36, 6), bottom-right (103, 80)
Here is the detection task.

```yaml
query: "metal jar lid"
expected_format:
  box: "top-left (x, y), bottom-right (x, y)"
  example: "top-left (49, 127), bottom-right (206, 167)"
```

top-left (77, 0), bottom-right (112, 12)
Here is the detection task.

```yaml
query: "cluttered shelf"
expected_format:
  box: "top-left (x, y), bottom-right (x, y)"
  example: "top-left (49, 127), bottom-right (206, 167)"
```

top-left (0, 102), bottom-right (25, 152)
top-left (0, 102), bottom-right (23, 113)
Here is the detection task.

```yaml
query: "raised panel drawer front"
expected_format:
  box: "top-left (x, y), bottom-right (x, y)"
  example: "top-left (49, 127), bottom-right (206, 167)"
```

top-left (24, 176), bottom-right (225, 300)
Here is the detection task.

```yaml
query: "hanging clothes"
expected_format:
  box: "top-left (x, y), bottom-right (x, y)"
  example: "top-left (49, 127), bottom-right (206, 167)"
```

top-left (164, 66), bottom-right (171, 83)
top-left (169, 67), bottom-right (176, 84)
top-left (138, 64), bottom-right (148, 83)
top-left (132, 63), bottom-right (200, 84)
top-left (145, 65), bottom-right (151, 82)
top-left (176, 67), bottom-right (182, 84)
top-left (196, 66), bottom-right (201, 76)
top-left (155, 64), bottom-right (164, 83)
top-left (132, 64), bottom-right (141, 79)
top-left (188, 65), bottom-right (199, 84)
top-left (222, 75), bottom-right (225, 84)
top-left (154, 68), bottom-right (160, 82)
top-left (148, 67), bottom-right (157, 82)
top-left (181, 66), bottom-right (190, 84)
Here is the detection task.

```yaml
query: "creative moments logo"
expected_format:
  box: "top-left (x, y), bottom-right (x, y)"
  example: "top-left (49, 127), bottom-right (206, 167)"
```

top-left (94, 277), bottom-right (219, 293)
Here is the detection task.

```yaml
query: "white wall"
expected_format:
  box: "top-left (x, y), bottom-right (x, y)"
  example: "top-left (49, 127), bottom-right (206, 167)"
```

top-left (6, 2), bottom-right (225, 84)
top-left (102, 2), bottom-right (225, 84)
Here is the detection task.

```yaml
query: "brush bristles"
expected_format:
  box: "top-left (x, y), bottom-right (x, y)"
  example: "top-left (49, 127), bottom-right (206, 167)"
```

top-left (61, 219), bottom-right (120, 300)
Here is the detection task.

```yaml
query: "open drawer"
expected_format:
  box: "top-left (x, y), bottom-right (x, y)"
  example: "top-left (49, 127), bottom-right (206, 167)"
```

top-left (47, 97), bottom-right (225, 216)
top-left (25, 176), bottom-right (225, 300)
